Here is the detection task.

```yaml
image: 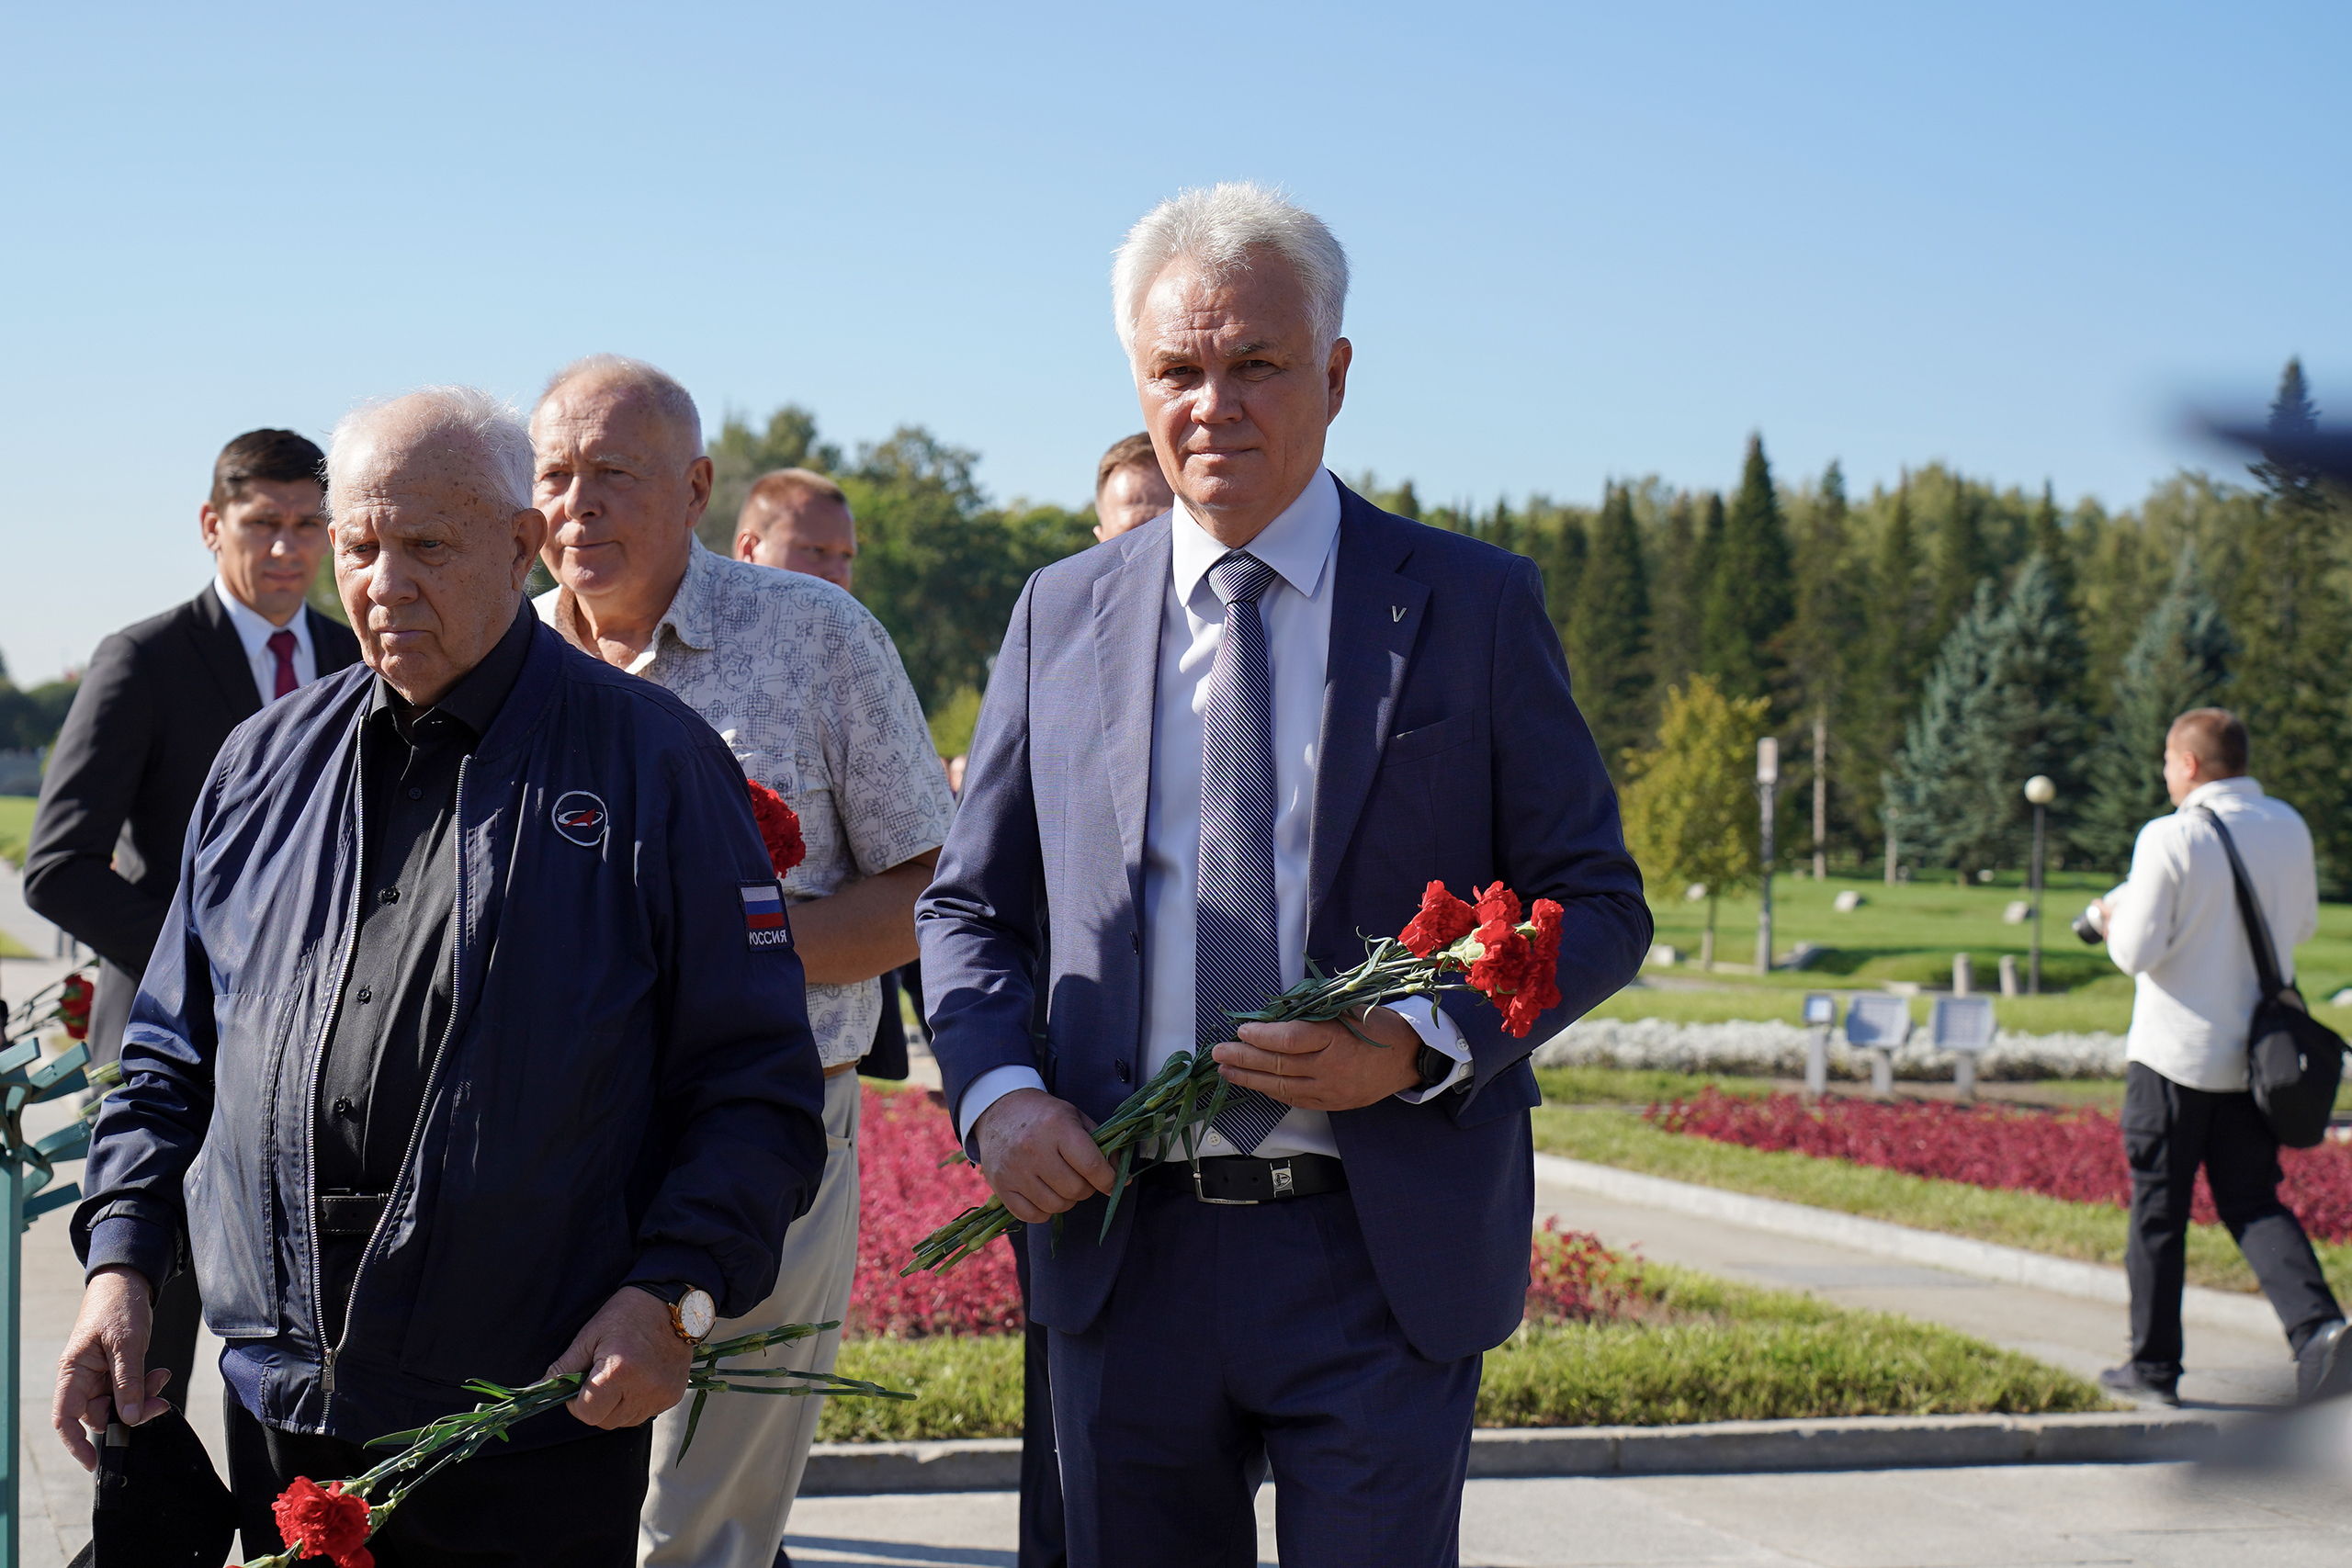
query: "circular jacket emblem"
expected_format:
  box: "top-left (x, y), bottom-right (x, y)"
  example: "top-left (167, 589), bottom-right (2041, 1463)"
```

top-left (550, 790), bottom-right (609, 847)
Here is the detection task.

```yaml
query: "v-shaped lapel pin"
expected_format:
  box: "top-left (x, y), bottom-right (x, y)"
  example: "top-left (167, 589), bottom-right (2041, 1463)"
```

top-left (1391, 604), bottom-right (1407, 623)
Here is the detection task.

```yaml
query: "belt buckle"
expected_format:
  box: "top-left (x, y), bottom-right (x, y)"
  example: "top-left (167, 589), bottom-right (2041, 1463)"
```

top-left (1270, 1159), bottom-right (1295, 1197)
top-left (1192, 1165), bottom-right (1259, 1206)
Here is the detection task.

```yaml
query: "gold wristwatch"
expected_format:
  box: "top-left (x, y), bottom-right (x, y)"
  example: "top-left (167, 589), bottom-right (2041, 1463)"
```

top-left (633, 1280), bottom-right (717, 1346)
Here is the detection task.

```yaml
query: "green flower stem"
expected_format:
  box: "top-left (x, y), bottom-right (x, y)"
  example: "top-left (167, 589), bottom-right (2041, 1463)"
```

top-left (242, 1322), bottom-right (912, 1566)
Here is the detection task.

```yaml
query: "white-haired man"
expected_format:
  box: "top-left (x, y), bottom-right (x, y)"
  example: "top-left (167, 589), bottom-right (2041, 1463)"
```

top-left (58, 388), bottom-right (829, 1565)
top-left (920, 185), bottom-right (1648, 1565)
top-left (530, 355), bottom-right (954, 1568)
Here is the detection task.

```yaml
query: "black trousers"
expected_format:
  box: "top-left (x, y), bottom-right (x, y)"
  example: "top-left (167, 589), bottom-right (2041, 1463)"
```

top-left (2124, 1062), bottom-right (2341, 1377)
top-left (228, 1397), bottom-right (650, 1567)
top-left (1013, 1234), bottom-right (1068, 1568)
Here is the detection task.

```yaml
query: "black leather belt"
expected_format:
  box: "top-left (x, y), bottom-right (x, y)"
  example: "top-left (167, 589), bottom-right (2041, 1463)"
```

top-left (318, 1192), bottom-right (390, 1237)
top-left (1148, 1154), bottom-right (1349, 1205)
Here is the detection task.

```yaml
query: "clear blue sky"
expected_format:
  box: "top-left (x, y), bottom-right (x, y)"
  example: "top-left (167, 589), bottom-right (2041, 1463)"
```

top-left (4, 1), bottom-right (2346, 684)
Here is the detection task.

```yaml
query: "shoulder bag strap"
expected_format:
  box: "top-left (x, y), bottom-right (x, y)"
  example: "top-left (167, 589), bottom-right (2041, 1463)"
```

top-left (2196, 804), bottom-right (2290, 1001)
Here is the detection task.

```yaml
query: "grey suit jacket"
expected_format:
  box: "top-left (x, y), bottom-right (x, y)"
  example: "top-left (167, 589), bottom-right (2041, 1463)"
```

top-left (919, 484), bottom-right (1650, 1360)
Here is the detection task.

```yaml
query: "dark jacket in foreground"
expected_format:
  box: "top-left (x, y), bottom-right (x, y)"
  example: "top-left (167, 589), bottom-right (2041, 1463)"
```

top-left (74, 620), bottom-right (828, 1444)
top-left (918, 486), bottom-right (1652, 1363)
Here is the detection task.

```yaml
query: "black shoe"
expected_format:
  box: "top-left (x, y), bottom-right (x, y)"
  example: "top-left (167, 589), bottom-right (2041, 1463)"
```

top-left (2297, 1318), bottom-right (2352, 1402)
top-left (2099, 1364), bottom-right (2181, 1407)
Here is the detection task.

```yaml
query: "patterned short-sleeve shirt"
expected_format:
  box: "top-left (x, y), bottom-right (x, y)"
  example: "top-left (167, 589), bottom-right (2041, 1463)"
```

top-left (537, 540), bottom-right (953, 1066)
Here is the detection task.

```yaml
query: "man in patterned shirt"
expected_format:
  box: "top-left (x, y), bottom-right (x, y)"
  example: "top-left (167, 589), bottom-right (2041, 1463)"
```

top-left (530, 355), bottom-right (953, 1568)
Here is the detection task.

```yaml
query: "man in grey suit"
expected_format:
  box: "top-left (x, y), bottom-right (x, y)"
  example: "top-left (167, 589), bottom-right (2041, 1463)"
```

top-left (27, 427), bottom-right (362, 1423)
top-left (919, 185), bottom-right (1649, 1567)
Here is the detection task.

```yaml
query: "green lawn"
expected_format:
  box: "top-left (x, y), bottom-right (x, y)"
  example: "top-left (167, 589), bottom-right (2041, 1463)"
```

top-left (1529, 1099), bottom-right (2352, 1299)
top-left (0, 796), bottom-right (32, 872)
top-left (1622, 870), bottom-right (2352, 1039)
top-left (819, 1263), bottom-right (2105, 1440)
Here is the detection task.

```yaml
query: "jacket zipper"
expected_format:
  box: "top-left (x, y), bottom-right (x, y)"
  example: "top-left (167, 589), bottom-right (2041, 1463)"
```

top-left (304, 727), bottom-right (371, 1403)
top-left (321, 754), bottom-right (474, 1418)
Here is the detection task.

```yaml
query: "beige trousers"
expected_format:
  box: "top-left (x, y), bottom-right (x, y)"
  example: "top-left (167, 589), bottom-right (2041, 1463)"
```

top-left (639, 1068), bottom-right (861, 1567)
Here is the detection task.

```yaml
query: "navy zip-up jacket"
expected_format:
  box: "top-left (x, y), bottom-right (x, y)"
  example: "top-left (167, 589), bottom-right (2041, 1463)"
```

top-left (73, 620), bottom-right (828, 1444)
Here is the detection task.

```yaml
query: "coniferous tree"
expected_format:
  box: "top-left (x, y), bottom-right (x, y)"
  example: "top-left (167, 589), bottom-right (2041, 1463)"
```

top-left (1650, 493), bottom-right (1705, 694)
top-left (2075, 548), bottom-right (2234, 872)
top-left (1700, 435), bottom-right (1794, 710)
top-left (1783, 462), bottom-right (1864, 872)
top-left (1850, 484), bottom-right (1930, 871)
top-left (1928, 484), bottom-right (1995, 647)
top-left (1567, 482), bottom-right (1654, 773)
top-left (2229, 357), bottom-right (2352, 889)
top-left (1884, 556), bottom-right (2088, 878)
top-left (2029, 483), bottom-right (2075, 605)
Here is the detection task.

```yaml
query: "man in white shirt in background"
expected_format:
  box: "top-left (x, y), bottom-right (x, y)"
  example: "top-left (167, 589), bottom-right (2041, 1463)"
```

top-left (530, 355), bottom-right (954, 1568)
top-left (2096, 706), bottom-right (2347, 1405)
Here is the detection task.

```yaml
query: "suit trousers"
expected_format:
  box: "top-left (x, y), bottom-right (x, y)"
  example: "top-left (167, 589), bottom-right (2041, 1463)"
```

top-left (2123, 1062), bottom-right (2340, 1376)
top-left (1012, 1235), bottom-right (1068, 1568)
top-left (639, 1067), bottom-right (862, 1568)
top-left (1048, 1169), bottom-right (1478, 1568)
top-left (229, 1394), bottom-right (650, 1566)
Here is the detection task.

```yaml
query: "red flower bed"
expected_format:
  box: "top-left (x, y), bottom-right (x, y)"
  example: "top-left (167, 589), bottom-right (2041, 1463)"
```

top-left (1648, 1088), bottom-right (2352, 1243)
top-left (853, 1087), bottom-right (1024, 1336)
top-left (1527, 1219), bottom-right (1643, 1323)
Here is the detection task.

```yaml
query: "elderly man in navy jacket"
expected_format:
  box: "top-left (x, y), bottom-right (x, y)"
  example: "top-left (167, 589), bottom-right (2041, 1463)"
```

top-left (919, 185), bottom-right (1650, 1567)
top-left (55, 387), bottom-right (827, 1566)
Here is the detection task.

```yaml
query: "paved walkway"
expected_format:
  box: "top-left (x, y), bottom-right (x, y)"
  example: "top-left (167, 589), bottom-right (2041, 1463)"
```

top-left (786, 1463), bottom-right (2352, 1566)
top-left (1532, 1160), bottom-right (2299, 1410)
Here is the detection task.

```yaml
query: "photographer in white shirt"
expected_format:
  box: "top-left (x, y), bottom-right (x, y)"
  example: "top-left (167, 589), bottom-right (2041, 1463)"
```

top-left (2093, 708), bottom-right (2346, 1404)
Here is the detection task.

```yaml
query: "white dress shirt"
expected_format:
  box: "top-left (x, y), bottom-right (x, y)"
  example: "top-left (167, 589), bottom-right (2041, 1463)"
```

top-left (2106, 775), bottom-right (2319, 1093)
top-left (959, 469), bottom-right (1469, 1154)
top-left (214, 577), bottom-right (316, 705)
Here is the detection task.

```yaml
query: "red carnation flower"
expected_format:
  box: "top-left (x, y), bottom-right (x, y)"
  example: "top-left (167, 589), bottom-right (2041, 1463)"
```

top-left (746, 778), bottom-right (807, 876)
top-left (272, 1476), bottom-right (375, 1568)
top-left (1397, 881), bottom-right (1478, 957)
top-left (1473, 881), bottom-right (1522, 929)
top-left (1466, 917), bottom-right (1533, 1007)
top-left (57, 972), bottom-right (93, 1042)
top-left (1498, 898), bottom-right (1565, 1036)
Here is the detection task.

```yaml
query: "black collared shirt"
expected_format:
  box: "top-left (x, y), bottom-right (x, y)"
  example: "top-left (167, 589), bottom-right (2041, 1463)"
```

top-left (315, 606), bottom-right (533, 1337)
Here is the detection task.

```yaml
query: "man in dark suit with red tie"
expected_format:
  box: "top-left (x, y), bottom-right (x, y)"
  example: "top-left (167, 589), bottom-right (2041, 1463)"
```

top-left (27, 426), bottom-right (362, 1411)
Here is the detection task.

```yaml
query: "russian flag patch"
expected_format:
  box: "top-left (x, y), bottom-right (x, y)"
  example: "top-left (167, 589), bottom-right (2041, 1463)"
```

top-left (740, 881), bottom-right (793, 950)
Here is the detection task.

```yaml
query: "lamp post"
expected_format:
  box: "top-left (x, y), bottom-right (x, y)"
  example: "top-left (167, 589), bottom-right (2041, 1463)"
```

top-left (1757, 738), bottom-right (1779, 976)
top-left (2024, 774), bottom-right (2056, 995)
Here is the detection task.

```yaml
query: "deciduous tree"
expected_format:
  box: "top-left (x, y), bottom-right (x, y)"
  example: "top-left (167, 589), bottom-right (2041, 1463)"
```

top-left (1621, 676), bottom-right (1768, 968)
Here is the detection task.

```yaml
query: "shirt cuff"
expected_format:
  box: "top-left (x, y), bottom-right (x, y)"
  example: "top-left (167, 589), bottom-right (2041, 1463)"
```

top-left (957, 1064), bottom-right (1048, 1146)
top-left (1386, 996), bottom-right (1471, 1103)
top-left (85, 1214), bottom-right (174, 1297)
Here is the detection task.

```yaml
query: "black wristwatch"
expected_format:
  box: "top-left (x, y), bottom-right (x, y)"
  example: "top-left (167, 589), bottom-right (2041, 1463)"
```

top-left (1415, 1043), bottom-right (1454, 1089)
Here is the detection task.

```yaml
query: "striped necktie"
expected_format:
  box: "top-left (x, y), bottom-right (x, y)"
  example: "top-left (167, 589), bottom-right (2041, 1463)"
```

top-left (1196, 551), bottom-right (1288, 1155)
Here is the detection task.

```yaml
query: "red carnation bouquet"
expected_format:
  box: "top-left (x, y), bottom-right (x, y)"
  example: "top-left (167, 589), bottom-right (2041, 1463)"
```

top-left (905, 879), bottom-right (1566, 1273)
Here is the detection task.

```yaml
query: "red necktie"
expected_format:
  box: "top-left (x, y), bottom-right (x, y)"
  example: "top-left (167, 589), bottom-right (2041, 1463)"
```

top-left (267, 628), bottom-right (299, 700)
